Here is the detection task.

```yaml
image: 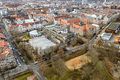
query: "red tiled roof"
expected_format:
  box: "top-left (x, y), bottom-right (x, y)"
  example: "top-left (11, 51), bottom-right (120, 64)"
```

top-left (9, 23), bottom-right (33, 30)
top-left (67, 18), bottom-right (80, 24)
top-left (0, 33), bottom-right (5, 39)
top-left (0, 48), bottom-right (11, 60)
top-left (55, 15), bottom-right (71, 20)
top-left (16, 22), bottom-right (34, 26)
top-left (0, 41), bottom-right (9, 47)
top-left (9, 21), bottom-right (40, 31)
top-left (0, 29), bottom-right (2, 33)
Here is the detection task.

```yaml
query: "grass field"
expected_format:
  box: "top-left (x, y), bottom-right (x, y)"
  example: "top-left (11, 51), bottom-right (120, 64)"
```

top-left (14, 72), bottom-right (33, 80)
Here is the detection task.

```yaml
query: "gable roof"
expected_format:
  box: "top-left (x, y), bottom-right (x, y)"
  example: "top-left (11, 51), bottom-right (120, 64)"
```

top-left (0, 33), bottom-right (5, 39)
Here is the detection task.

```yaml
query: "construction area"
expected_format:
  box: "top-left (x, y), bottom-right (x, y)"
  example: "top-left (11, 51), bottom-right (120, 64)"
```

top-left (65, 54), bottom-right (91, 70)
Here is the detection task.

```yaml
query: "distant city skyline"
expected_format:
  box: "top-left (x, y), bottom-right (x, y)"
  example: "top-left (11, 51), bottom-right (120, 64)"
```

top-left (0, 0), bottom-right (119, 4)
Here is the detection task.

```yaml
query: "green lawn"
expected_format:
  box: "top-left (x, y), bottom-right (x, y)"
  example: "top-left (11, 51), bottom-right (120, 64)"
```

top-left (14, 72), bottom-right (33, 80)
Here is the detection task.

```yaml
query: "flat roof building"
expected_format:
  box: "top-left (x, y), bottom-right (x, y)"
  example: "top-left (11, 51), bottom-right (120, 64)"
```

top-left (29, 36), bottom-right (56, 55)
top-left (100, 33), bottom-right (112, 41)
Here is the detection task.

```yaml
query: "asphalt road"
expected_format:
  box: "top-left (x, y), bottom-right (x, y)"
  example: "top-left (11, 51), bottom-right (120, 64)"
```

top-left (29, 63), bottom-right (46, 80)
top-left (88, 22), bottom-right (111, 50)
top-left (0, 74), bottom-right (4, 80)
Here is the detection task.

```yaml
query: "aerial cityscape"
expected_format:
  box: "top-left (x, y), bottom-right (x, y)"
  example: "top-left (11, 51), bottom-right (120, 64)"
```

top-left (0, 0), bottom-right (120, 80)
